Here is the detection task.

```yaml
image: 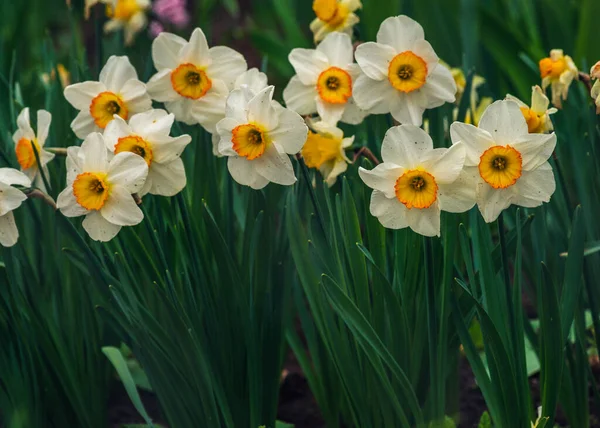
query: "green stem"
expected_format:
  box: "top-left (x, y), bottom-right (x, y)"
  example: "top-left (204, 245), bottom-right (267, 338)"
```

top-left (298, 156), bottom-right (327, 240)
top-left (423, 236), bottom-right (440, 421)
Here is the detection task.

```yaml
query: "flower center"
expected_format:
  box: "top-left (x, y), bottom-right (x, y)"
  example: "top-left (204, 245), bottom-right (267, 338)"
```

top-left (15, 138), bottom-right (41, 170)
top-left (302, 131), bottom-right (342, 169)
top-left (232, 123), bottom-right (269, 160)
top-left (539, 57), bottom-right (567, 80)
top-left (114, 135), bottom-right (154, 166)
top-left (388, 51), bottom-right (428, 93)
top-left (171, 63), bottom-right (212, 100)
top-left (90, 91), bottom-right (129, 129)
top-left (519, 107), bottom-right (543, 133)
top-left (478, 145), bottom-right (523, 189)
top-left (395, 169), bottom-right (438, 209)
top-left (73, 172), bottom-right (111, 211)
top-left (106, 0), bottom-right (143, 20)
top-left (317, 66), bottom-right (352, 104)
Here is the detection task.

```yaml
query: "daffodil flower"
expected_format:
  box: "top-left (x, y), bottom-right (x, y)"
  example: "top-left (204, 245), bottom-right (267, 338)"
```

top-left (147, 28), bottom-right (247, 131)
top-left (103, 0), bottom-right (151, 46)
top-left (104, 110), bottom-right (192, 196)
top-left (359, 125), bottom-right (472, 237)
top-left (302, 120), bottom-right (353, 186)
top-left (0, 168), bottom-right (32, 247)
top-left (310, 0), bottom-right (361, 43)
top-left (283, 32), bottom-right (367, 125)
top-left (539, 49), bottom-right (578, 108)
top-left (12, 108), bottom-right (55, 192)
top-left (590, 61), bottom-right (600, 114)
top-left (450, 100), bottom-right (557, 223)
top-left (64, 56), bottom-right (152, 139)
top-left (216, 86), bottom-right (308, 190)
top-left (354, 15), bottom-right (456, 126)
top-left (57, 133), bottom-right (148, 242)
top-left (506, 86), bottom-right (557, 133)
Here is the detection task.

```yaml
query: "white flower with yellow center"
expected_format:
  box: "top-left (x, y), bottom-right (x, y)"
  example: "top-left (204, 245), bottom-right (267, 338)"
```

top-left (539, 49), bottom-right (578, 108)
top-left (216, 86), bottom-right (308, 189)
top-left (590, 61), bottom-right (600, 114)
top-left (64, 56), bottom-right (152, 139)
top-left (147, 28), bottom-right (247, 132)
top-left (359, 125), bottom-right (472, 237)
top-left (283, 32), bottom-right (367, 125)
top-left (450, 100), bottom-right (557, 223)
top-left (302, 120), bottom-right (353, 186)
top-left (103, 0), bottom-right (151, 46)
top-left (310, 0), bottom-right (361, 43)
top-left (506, 86), bottom-right (557, 134)
top-left (57, 133), bottom-right (148, 242)
top-left (12, 108), bottom-right (55, 192)
top-left (104, 110), bottom-right (192, 196)
top-left (353, 15), bottom-right (456, 126)
top-left (0, 168), bottom-right (32, 247)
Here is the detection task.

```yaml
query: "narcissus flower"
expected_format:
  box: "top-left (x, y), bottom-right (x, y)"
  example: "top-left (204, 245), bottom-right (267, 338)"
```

top-left (147, 28), bottom-right (247, 131)
top-left (104, 0), bottom-right (151, 46)
top-left (302, 120), bottom-right (353, 186)
top-left (359, 125), bottom-right (472, 237)
top-left (506, 86), bottom-right (557, 133)
top-left (590, 61), bottom-right (600, 114)
top-left (450, 100), bottom-right (556, 223)
top-left (310, 0), bottom-right (361, 43)
top-left (216, 86), bottom-right (308, 189)
top-left (539, 49), bottom-right (578, 108)
top-left (354, 16), bottom-right (456, 126)
top-left (104, 110), bottom-right (192, 196)
top-left (283, 32), bottom-right (367, 125)
top-left (0, 168), bottom-right (32, 247)
top-left (12, 108), bottom-right (55, 192)
top-left (57, 133), bottom-right (148, 242)
top-left (64, 56), bottom-right (152, 139)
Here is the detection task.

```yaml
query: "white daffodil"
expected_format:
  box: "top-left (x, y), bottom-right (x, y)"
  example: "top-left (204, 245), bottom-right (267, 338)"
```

top-left (302, 120), bottom-right (353, 186)
top-left (359, 125), bottom-right (472, 237)
top-left (450, 100), bottom-right (557, 223)
top-left (104, 110), bottom-right (192, 196)
top-left (506, 86), bottom-right (557, 133)
top-left (590, 61), bottom-right (600, 114)
top-left (216, 86), bottom-right (308, 189)
top-left (354, 15), bottom-right (456, 126)
top-left (0, 168), bottom-right (32, 247)
top-left (147, 28), bottom-right (247, 131)
top-left (64, 56), bottom-right (152, 139)
top-left (310, 0), bottom-right (362, 43)
top-left (539, 49), bottom-right (578, 108)
top-left (57, 133), bottom-right (148, 242)
top-left (12, 108), bottom-right (55, 192)
top-left (283, 32), bottom-right (367, 125)
top-left (103, 0), bottom-right (151, 46)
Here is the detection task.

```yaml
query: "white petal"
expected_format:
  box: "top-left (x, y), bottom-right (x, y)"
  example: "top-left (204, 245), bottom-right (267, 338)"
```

top-left (235, 68), bottom-right (269, 93)
top-left (145, 158), bottom-right (187, 196)
top-left (354, 42), bottom-right (396, 81)
top-left (405, 201), bottom-right (441, 237)
top-left (100, 185), bottom-right (143, 226)
top-left (0, 212), bottom-right (19, 247)
top-left (152, 32), bottom-right (187, 71)
top-left (437, 167), bottom-right (477, 213)
top-left (389, 91), bottom-right (427, 126)
top-left (511, 133), bottom-right (556, 171)
top-left (316, 98), bottom-right (345, 125)
top-left (0, 183), bottom-right (27, 216)
top-left (57, 187), bottom-right (88, 217)
top-left (124, 12), bottom-right (147, 46)
top-left (505, 94), bottom-right (527, 108)
top-left (420, 143), bottom-right (466, 184)
top-left (189, 80), bottom-right (230, 132)
top-left (421, 64), bottom-right (456, 107)
top-left (269, 107), bottom-right (308, 155)
top-left (358, 164), bottom-right (402, 198)
top-left (254, 144), bottom-right (296, 185)
top-left (369, 189), bottom-right (409, 229)
top-left (316, 32), bottom-right (354, 67)
top-left (165, 98), bottom-right (196, 125)
top-left (247, 86), bottom-right (278, 131)
top-left (65, 147), bottom-right (83, 185)
top-left (40, 150), bottom-right (55, 167)
top-left (449, 122), bottom-right (495, 166)
top-left (206, 46), bottom-right (248, 90)
top-left (476, 181), bottom-right (512, 223)
top-left (81, 133), bottom-right (109, 172)
top-left (340, 97), bottom-right (368, 125)
top-left (147, 69), bottom-right (179, 102)
top-left (71, 111), bottom-right (99, 140)
top-left (322, 158), bottom-right (348, 186)
top-left (152, 134), bottom-right (192, 163)
top-left (16, 108), bottom-right (33, 136)
top-left (103, 115), bottom-right (132, 151)
top-left (180, 28), bottom-right (210, 67)
top-left (283, 76), bottom-right (318, 115)
top-left (106, 152), bottom-right (148, 193)
top-left (100, 56), bottom-right (138, 92)
top-left (64, 81), bottom-right (106, 110)
top-left (36, 110), bottom-right (52, 145)
top-left (0, 168), bottom-right (32, 187)
top-left (512, 163), bottom-right (555, 205)
top-left (288, 48), bottom-right (329, 85)
top-left (119, 80), bottom-right (152, 114)
top-left (82, 210), bottom-right (122, 242)
top-left (130, 109), bottom-right (172, 138)
top-left (478, 100), bottom-right (528, 146)
top-left (227, 156), bottom-right (265, 189)
top-left (353, 74), bottom-right (393, 114)
top-left (412, 40), bottom-right (439, 69)
top-left (381, 124), bottom-right (433, 167)
top-left (377, 15), bottom-right (424, 52)
top-left (225, 87), bottom-right (252, 122)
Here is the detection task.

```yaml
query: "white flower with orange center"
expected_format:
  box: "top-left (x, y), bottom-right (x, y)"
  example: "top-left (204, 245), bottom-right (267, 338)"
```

top-left (147, 28), bottom-right (247, 132)
top-left (591, 61), bottom-right (600, 114)
top-left (104, 110), bottom-right (192, 196)
top-left (450, 100), bottom-right (557, 223)
top-left (12, 108), bottom-right (55, 192)
top-left (283, 32), bottom-right (367, 125)
top-left (310, 0), bottom-right (361, 43)
top-left (359, 125), bottom-right (472, 237)
top-left (57, 133), bottom-right (148, 242)
top-left (216, 86), bottom-right (308, 189)
top-left (302, 120), bottom-right (353, 187)
top-left (506, 86), bottom-right (557, 134)
top-left (0, 168), bottom-right (32, 247)
top-left (353, 16), bottom-right (456, 126)
top-left (103, 0), bottom-right (151, 46)
top-left (64, 56), bottom-right (152, 139)
top-left (539, 49), bottom-right (578, 108)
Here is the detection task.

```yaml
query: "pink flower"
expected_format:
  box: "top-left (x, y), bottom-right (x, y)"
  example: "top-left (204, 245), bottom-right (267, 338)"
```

top-left (152, 0), bottom-right (190, 27)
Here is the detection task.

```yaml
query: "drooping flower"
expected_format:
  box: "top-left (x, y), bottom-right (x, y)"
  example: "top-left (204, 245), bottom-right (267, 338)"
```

top-left (283, 32), bottom-right (367, 125)
top-left (590, 61), bottom-right (600, 114)
top-left (450, 100), bottom-right (556, 223)
top-left (12, 108), bottom-right (56, 192)
top-left (0, 168), bottom-right (32, 247)
top-left (359, 125), bottom-right (472, 237)
top-left (104, 0), bottom-right (151, 46)
top-left (302, 120), bottom-right (353, 186)
top-left (64, 56), bottom-right (152, 139)
top-left (506, 86), bottom-right (557, 133)
top-left (216, 86), bottom-right (308, 189)
top-left (146, 28), bottom-right (247, 131)
top-left (354, 15), bottom-right (456, 126)
top-left (104, 110), bottom-right (192, 196)
top-left (57, 133), bottom-right (148, 242)
top-left (310, 0), bottom-right (361, 43)
top-left (539, 49), bottom-right (578, 108)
